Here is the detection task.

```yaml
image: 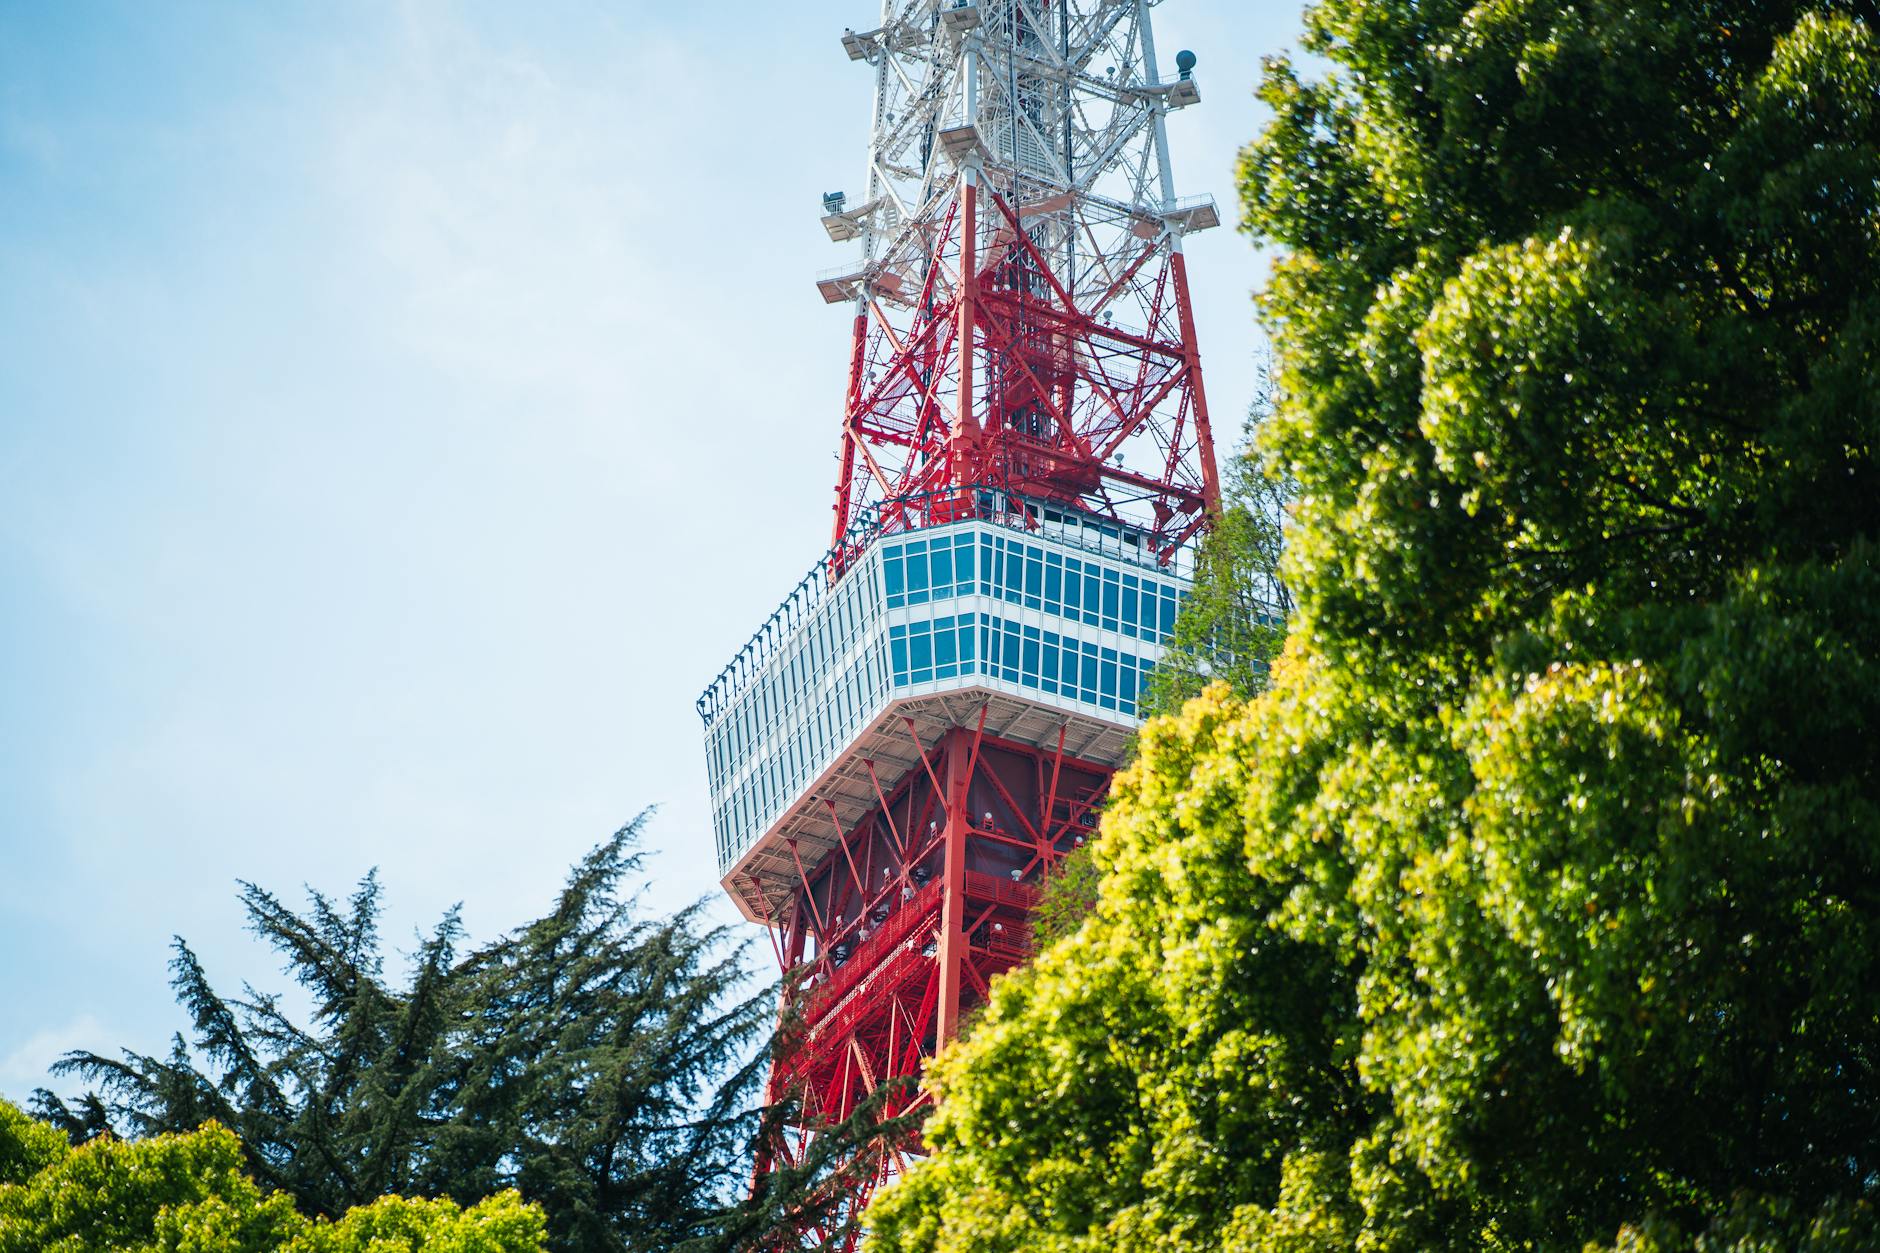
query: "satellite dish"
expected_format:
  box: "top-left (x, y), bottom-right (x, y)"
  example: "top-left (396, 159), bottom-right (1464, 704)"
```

top-left (1175, 49), bottom-right (1197, 79)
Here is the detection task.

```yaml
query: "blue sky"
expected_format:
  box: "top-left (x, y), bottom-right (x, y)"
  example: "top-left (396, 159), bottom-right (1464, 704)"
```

top-left (0, 0), bottom-right (1304, 1102)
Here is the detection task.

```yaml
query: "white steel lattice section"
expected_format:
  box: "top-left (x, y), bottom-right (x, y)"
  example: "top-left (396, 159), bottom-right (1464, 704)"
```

top-left (842, 0), bottom-right (1198, 319)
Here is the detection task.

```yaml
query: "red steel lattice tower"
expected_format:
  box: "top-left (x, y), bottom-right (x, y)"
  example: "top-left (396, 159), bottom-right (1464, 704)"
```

top-left (697, 1), bottom-right (1220, 1243)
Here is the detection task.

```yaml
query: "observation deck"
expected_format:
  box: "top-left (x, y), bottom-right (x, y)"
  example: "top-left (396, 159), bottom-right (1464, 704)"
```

top-left (698, 494), bottom-right (1191, 923)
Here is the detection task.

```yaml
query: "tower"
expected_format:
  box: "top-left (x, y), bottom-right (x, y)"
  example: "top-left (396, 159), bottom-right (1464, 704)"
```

top-left (698, 1), bottom-right (1220, 1243)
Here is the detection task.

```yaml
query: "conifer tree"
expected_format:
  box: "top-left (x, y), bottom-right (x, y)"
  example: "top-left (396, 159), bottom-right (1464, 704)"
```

top-left (1141, 387), bottom-right (1293, 719)
top-left (1039, 404), bottom-right (1293, 948)
top-left (33, 815), bottom-right (802, 1252)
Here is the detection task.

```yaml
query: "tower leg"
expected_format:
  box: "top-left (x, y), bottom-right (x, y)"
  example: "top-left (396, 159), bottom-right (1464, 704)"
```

top-left (936, 727), bottom-right (972, 1043)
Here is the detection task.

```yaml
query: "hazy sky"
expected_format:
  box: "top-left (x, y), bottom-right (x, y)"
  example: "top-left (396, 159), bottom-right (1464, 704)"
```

top-left (0, 0), bottom-right (1304, 1104)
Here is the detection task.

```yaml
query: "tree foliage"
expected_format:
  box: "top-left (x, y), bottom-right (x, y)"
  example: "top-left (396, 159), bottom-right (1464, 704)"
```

top-left (0, 1101), bottom-right (545, 1253)
top-left (31, 816), bottom-right (790, 1253)
top-left (867, 2), bottom-right (1880, 1249)
top-left (1141, 397), bottom-right (1293, 720)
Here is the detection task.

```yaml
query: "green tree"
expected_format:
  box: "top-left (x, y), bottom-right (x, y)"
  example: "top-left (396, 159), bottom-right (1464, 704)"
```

top-left (33, 817), bottom-right (795, 1252)
top-left (1141, 388), bottom-right (1293, 719)
top-left (867, 2), bottom-right (1880, 1250)
top-left (0, 1101), bottom-right (545, 1253)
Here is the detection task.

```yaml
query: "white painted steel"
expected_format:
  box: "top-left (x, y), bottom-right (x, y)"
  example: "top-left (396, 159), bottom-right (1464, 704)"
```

top-left (828, 0), bottom-right (1213, 324)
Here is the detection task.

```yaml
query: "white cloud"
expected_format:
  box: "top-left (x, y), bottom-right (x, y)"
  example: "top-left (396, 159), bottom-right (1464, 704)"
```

top-left (0, 1013), bottom-right (110, 1105)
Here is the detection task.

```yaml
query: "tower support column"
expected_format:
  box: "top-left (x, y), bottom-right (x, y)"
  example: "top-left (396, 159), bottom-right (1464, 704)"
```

top-left (935, 727), bottom-right (973, 1044)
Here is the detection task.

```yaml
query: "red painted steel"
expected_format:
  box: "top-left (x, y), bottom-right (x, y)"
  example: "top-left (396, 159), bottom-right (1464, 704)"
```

top-left (753, 725), bottom-right (1113, 1249)
top-left (828, 176), bottom-right (1219, 575)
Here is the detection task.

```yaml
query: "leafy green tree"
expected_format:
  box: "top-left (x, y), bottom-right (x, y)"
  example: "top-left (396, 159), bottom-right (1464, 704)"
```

top-left (33, 817), bottom-right (791, 1252)
top-left (0, 1103), bottom-right (67, 1188)
top-left (867, 2), bottom-right (1880, 1250)
top-left (0, 1101), bottom-right (545, 1253)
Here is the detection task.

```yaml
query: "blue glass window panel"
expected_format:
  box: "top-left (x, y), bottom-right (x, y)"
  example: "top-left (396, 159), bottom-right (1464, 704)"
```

top-left (1119, 660), bottom-right (1138, 708)
top-left (1102, 575), bottom-right (1120, 628)
top-left (955, 534), bottom-right (975, 585)
top-left (979, 535), bottom-right (996, 594)
top-left (890, 631), bottom-right (909, 682)
top-left (1083, 573), bottom-right (1102, 626)
top-left (1044, 560), bottom-right (1063, 612)
top-left (930, 546), bottom-right (952, 595)
top-left (1001, 624), bottom-right (1021, 680)
top-left (1080, 648), bottom-right (1099, 701)
top-left (884, 553), bottom-right (903, 605)
top-left (1024, 553), bottom-right (1043, 608)
top-left (935, 623), bottom-right (958, 669)
top-left (1121, 582), bottom-right (1139, 636)
top-left (1160, 587), bottom-right (1178, 636)
top-left (1061, 560), bottom-right (1080, 615)
top-left (1021, 629), bottom-right (1041, 682)
top-left (907, 550), bottom-right (930, 600)
top-left (1040, 636), bottom-right (1060, 692)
